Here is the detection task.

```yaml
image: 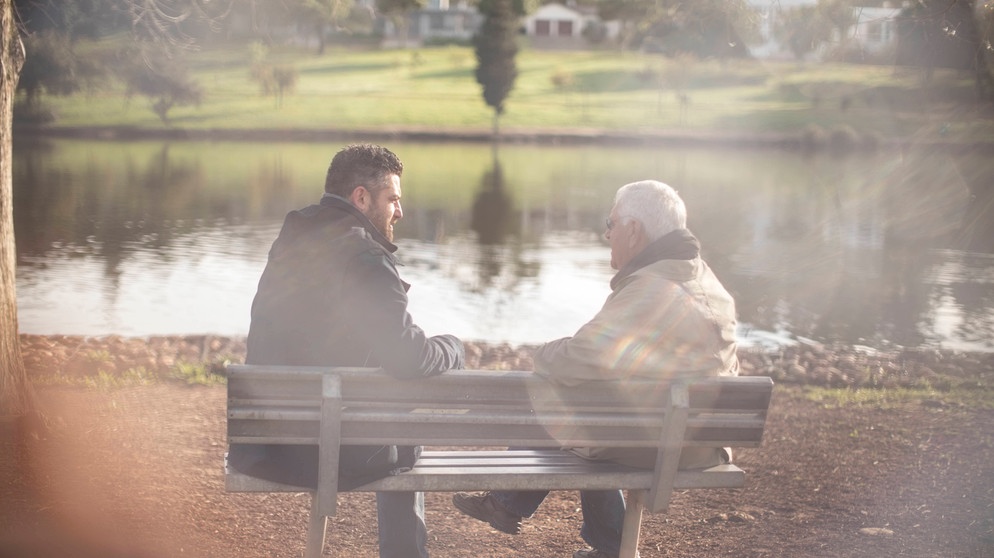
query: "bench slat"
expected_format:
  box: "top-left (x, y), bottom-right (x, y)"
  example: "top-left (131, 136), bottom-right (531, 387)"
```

top-left (345, 409), bottom-right (664, 427)
top-left (415, 449), bottom-right (608, 466)
top-left (228, 436), bottom-right (317, 445)
top-left (228, 411), bottom-right (770, 448)
top-left (227, 422), bottom-right (665, 447)
top-left (225, 458), bottom-right (745, 493)
top-left (227, 368), bottom-right (772, 413)
top-left (228, 408), bottom-right (319, 420)
top-left (358, 470), bottom-right (654, 492)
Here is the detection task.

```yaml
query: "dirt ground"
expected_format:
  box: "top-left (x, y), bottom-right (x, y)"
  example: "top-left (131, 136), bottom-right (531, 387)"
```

top-left (2, 339), bottom-right (993, 558)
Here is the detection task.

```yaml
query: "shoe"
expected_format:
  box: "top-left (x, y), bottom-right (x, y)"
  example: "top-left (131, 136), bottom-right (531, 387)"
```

top-left (573, 548), bottom-right (639, 558)
top-left (452, 492), bottom-right (522, 535)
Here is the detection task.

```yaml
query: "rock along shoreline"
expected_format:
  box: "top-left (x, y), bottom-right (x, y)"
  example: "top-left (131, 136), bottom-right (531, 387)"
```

top-left (19, 334), bottom-right (993, 391)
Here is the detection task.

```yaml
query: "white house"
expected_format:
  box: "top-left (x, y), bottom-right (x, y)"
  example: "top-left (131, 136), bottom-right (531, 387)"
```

top-left (380, 0), bottom-right (481, 47)
top-left (851, 6), bottom-right (903, 54)
top-left (747, 0), bottom-right (819, 60)
top-left (522, 2), bottom-right (619, 45)
top-left (408, 6), bottom-right (481, 43)
top-left (747, 0), bottom-right (906, 61)
top-left (524, 3), bottom-right (585, 38)
top-left (380, 0), bottom-right (624, 49)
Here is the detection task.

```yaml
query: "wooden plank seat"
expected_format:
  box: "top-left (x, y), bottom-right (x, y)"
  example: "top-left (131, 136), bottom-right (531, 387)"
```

top-left (225, 365), bottom-right (774, 558)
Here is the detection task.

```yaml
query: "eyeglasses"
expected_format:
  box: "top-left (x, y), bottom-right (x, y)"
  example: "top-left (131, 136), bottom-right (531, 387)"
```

top-left (606, 217), bottom-right (627, 231)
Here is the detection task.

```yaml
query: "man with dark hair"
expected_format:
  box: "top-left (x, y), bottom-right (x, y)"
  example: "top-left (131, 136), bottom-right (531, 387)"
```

top-left (231, 143), bottom-right (464, 558)
top-left (453, 180), bottom-right (738, 558)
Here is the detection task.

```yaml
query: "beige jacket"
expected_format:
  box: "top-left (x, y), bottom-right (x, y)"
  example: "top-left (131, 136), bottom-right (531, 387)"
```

top-left (534, 256), bottom-right (739, 469)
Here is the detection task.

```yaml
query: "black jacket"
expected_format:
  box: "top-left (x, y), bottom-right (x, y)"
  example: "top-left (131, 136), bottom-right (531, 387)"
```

top-left (230, 195), bottom-right (464, 489)
top-left (246, 194), bottom-right (463, 373)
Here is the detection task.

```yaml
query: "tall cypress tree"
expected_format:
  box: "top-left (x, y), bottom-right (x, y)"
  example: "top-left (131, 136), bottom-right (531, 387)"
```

top-left (473, 0), bottom-right (519, 138)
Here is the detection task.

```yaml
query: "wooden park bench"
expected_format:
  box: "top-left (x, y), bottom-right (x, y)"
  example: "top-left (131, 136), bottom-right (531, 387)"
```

top-left (224, 365), bottom-right (774, 558)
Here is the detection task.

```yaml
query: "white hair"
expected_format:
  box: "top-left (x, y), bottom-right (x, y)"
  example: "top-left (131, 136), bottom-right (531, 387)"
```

top-left (614, 180), bottom-right (687, 242)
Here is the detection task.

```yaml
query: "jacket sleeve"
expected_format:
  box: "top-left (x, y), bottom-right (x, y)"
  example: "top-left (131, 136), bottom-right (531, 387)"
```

top-left (532, 273), bottom-right (691, 386)
top-left (341, 246), bottom-right (464, 378)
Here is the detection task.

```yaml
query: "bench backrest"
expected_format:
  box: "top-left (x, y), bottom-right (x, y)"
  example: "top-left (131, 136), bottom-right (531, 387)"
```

top-left (226, 365), bottom-right (773, 512)
top-left (228, 366), bottom-right (771, 448)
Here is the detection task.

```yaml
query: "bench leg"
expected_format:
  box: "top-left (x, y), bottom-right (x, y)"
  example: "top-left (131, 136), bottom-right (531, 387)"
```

top-left (618, 490), bottom-right (645, 558)
top-left (305, 493), bottom-right (327, 558)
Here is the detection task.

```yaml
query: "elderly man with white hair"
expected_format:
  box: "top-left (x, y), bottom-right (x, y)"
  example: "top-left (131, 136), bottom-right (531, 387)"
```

top-left (453, 180), bottom-right (740, 558)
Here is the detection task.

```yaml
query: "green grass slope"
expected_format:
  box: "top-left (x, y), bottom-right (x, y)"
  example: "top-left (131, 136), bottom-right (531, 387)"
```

top-left (24, 43), bottom-right (994, 144)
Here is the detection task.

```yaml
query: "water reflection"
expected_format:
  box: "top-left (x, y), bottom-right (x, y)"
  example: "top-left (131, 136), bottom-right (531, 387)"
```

top-left (471, 148), bottom-right (518, 287)
top-left (12, 138), bottom-right (994, 351)
top-left (952, 148), bottom-right (994, 254)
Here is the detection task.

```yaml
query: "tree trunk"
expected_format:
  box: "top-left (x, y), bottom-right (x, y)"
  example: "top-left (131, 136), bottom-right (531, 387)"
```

top-left (0, 0), bottom-right (30, 418)
top-left (314, 21), bottom-right (326, 55)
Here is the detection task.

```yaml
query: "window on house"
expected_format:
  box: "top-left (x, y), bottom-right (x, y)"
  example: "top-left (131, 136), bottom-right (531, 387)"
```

top-left (535, 19), bottom-right (550, 36)
top-left (557, 20), bottom-right (573, 37)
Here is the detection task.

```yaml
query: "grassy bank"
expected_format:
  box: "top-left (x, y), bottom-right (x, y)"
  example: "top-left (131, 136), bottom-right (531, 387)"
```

top-left (26, 44), bottom-right (994, 144)
top-left (20, 334), bottom-right (994, 410)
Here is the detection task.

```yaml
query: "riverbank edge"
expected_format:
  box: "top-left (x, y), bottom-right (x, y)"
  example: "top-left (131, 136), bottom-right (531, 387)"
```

top-left (19, 333), bottom-right (994, 391)
top-left (14, 124), bottom-right (994, 153)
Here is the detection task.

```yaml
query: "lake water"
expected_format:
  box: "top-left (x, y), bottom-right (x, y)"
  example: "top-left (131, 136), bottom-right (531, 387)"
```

top-left (12, 137), bottom-right (994, 352)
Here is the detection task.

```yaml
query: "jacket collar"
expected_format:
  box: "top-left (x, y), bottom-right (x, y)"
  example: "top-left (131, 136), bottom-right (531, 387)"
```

top-left (610, 228), bottom-right (701, 290)
top-left (320, 193), bottom-right (398, 253)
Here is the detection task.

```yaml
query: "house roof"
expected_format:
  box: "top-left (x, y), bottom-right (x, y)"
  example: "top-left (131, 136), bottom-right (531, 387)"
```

top-left (528, 3), bottom-right (591, 20)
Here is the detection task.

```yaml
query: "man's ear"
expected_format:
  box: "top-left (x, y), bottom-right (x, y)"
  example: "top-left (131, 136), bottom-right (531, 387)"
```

top-left (349, 186), bottom-right (369, 211)
top-left (628, 220), bottom-right (648, 251)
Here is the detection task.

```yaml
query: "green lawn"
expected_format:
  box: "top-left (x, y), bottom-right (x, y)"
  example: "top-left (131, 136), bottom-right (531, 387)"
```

top-left (28, 43), bottom-right (994, 143)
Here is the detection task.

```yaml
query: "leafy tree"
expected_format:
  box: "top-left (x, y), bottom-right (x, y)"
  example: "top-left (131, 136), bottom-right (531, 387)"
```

top-left (818, 0), bottom-right (858, 46)
top-left (17, 31), bottom-right (79, 106)
top-left (247, 42), bottom-right (297, 108)
top-left (775, 4), bottom-right (834, 61)
top-left (596, 0), bottom-right (653, 50)
top-left (654, 0), bottom-right (754, 58)
top-left (118, 47), bottom-right (203, 123)
top-left (597, 0), bottom-right (755, 58)
top-left (251, 62), bottom-right (299, 108)
top-left (283, 0), bottom-right (354, 54)
top-left (17, 30), bottom-right (106, 108)
top-left (377, 0), bottom-right (423, 46)
top-left (473, 0), bottom-right (519, 137)
top-left (115, 1), bottom-right (229, 123)
top-left (14, 1), bottom-right (116, 115)
top-left (232, 0), bottom-right (375, 45)
top-left (120, 0), bottom-right (233, 51)
top-left (14, 0), bottom-right (127, 39)
top-left (893, 0), bottom-right (994, 101)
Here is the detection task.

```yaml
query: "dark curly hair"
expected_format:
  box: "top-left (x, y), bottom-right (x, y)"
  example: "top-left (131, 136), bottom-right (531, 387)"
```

top-left (323, 144), bottom-right (404, 197)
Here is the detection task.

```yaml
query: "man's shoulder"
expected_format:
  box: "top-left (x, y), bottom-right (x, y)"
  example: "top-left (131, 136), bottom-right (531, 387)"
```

top-left (334, 227), bottom-right (399, 273)
top-left (272, 213), bottom-right (394, 270)
top-left (284, 205), bottom-right (380, 250)
top-left (642, 256), bottom-right (700, 276)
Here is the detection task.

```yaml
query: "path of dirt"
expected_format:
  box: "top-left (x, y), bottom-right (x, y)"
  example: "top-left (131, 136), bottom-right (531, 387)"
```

top-left (2, 338), bottom-right (992, 557)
